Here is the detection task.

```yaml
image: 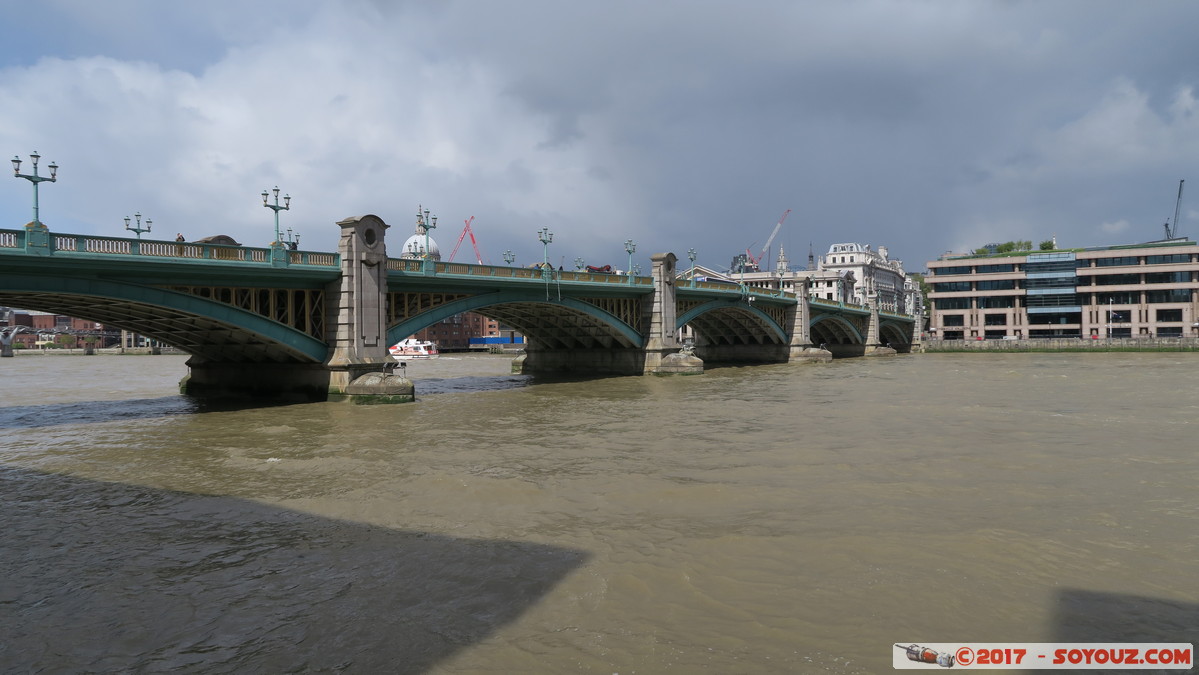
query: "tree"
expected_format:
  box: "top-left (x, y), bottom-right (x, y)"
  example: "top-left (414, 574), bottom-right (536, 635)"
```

top-left (908, 273), bottom-right (931, 314)
top-left (1039, 239), bottom-right (1055, 250)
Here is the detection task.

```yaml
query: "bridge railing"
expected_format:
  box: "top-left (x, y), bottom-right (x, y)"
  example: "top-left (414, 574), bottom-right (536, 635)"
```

top-left (810, 297), bottom-right (866, 311)
top-left (0, 228), bottom-right (339, 267)
top-left (386, 258), bottom-right (655, 285)
top-left (808, 295), bottom-right (914, 319)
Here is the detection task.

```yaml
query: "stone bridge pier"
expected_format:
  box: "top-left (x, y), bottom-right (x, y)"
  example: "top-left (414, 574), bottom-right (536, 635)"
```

top-left (787, 278), bottom-right (833, 363)
top-left (182, 215), bottom-right (413, 402)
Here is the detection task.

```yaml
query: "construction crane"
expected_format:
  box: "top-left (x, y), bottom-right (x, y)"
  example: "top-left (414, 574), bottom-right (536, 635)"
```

top-left (448, 216), bottom-right (484, 264)
top-left (744, 209), bottom-right (791, 272)
top-left (1164, 179), bottom-right (1185, 239)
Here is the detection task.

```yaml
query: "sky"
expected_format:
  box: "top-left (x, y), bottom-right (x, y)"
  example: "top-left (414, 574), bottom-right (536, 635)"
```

top-left (3, 0), bottom-right (1199, 274)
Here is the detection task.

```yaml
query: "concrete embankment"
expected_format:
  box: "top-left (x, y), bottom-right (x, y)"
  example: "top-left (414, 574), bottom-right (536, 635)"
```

top-left (3, 347), bottom-right (187, 356)
top-left (919, 337), bottom-right (1199, 352)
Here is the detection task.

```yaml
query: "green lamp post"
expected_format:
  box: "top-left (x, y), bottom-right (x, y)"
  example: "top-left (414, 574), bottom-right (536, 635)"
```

top-left (11, 152), bottom-right (57, 228)
top-left (538, 228), bottom-right (553, 279)
top-left (688, 248), bottom-right (697, 287)
top-left (502, 249), bottom-right (516, 266)
top-left (261, 186), bottom-right (291, 266)
top-left (124, 212), bottom-right (152, 239)
top-left (416, 205), bottom-right (438, 272)
top-left (624, 239), bottom-right (636, 284)
top-left (281, 227), bottom-right (300, 250)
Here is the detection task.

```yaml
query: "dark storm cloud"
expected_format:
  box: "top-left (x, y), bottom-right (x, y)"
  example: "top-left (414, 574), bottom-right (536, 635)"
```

top-left (3, 1), bottom-right (1199, 270)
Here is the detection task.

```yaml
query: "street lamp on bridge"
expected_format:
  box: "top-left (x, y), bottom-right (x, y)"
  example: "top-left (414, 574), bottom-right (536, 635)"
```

top-left (624, 239), bottom-right (636, 284)
top-left (416, 205), bottom-right (437, 272)
top-left (261, 186), bottom-right (290, 264)
top-left (282, 227), bottom-right (300, 250)
top-left (688, 248), bottom-right (697, 287)
top-left (502, 249), bottom-right (516, 266)
top-left (11, 152), bottom-right (58, 228)
top-left (123, 212), bottom-right (152, 239)
top-left (537, 228), bottom-right (553, 278)
top-left (574, 256), bottom-right (585, 271)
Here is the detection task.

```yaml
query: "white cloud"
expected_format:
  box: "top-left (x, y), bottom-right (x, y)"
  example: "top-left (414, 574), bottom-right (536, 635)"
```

top-left (1099, 219), bottom-right (1131, 235)
top-left (5, 1), bottom-right (1199, 268)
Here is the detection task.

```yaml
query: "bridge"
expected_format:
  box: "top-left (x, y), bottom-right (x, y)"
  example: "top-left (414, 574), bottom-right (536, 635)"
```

top-left (0, 217), bottom-right (915, 400)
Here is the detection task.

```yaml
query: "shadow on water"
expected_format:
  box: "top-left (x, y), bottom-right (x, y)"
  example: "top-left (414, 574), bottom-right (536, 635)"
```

top-left (1052, 589), bottom-right (1199, 644)
top-left (0, 396), bottom-right (302, 430)
top-left (414, 374), bottom-right (533, 396)
top-left (0, 466), bottom-right (588, 673)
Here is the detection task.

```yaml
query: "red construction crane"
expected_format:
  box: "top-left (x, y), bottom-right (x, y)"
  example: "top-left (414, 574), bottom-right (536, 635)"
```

top-left (745, 209), bottom-right (791, 271)
top-left (448, 216), bottom-right (484, 264)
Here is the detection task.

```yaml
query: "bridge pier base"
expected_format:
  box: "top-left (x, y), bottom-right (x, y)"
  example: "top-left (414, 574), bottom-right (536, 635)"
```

top-left (643, 348), bottom-right (703, 375)
top-left (512, 348), bottom-right (648, 376)
top-left (179, 359), bottom-right (334, 401)
top-left (789, 345), bottom-right (833, 362)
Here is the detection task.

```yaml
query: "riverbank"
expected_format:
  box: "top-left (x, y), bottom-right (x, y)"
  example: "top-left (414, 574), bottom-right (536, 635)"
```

top-left (2, 347), bottom-right (188, 356)
top-left (920, 337), bottom-right (1199, 352)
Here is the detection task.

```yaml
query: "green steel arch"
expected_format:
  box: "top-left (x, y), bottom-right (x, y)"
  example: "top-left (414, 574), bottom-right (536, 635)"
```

top-left (387, 290), bottom-right (645, 349)
top-left (878, 319), bottom-right (913, 345)
top-left (676, 299), bottom-right (789, 343)
top-left (0, 273), bottom-right (329, 362)
top-left (810, 313), bottom-right (865, 344)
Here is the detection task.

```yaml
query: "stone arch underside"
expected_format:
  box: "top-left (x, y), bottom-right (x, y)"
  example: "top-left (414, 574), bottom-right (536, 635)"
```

top-left (680, 303), bottom-right (788, 347)
top-left (0, 274), bottom-right (328, 363)
top-left (386, 292), bottom-right (645, 351)
top-left (809, 315), bottom-right (866, 345)
top-left (878, 321), bottom-right (913, 348)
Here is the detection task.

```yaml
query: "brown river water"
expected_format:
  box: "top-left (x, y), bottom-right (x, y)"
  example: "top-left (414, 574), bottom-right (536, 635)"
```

top-left (0, 352), bottom-right (1196, 673)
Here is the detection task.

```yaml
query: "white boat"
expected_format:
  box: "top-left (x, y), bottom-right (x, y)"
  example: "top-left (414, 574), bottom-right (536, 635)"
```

top-left (389, 338), bottom-right (440, 360)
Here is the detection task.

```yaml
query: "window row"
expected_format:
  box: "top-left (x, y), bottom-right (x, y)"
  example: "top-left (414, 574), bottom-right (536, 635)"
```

top-left (931, 253), bottom-right (1195, 275)
top-left (934, 289), bottom-right (1194, 310)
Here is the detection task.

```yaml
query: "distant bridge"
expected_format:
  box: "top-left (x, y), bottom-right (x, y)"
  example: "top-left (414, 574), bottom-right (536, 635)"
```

top-left (1, 217), bottom-right (914, 399)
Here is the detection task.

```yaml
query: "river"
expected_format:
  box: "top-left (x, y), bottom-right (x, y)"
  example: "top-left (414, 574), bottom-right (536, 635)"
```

top-left (1, 352), bottom-right (1196, 673)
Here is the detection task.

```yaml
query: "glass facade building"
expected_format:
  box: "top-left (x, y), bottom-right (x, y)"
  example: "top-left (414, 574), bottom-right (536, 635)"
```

top-left (924, 241), bottom-right (1199, 340)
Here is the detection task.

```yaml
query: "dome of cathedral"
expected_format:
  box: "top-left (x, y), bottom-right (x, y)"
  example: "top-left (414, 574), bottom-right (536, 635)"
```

top-left (399, 233), bottom-right (441, 260)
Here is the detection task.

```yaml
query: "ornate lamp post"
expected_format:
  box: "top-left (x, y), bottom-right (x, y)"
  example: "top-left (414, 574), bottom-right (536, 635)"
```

top-left (282, 227), bottom-right (300, 250)
top-left (124, 212), bottom-right (152, 239)
top-left (538, 228), bottom-right (553, 279)
top-left (502, 249), bottom-right (516, 266)
top-left (416, 205), bottom-right (437, 271)
top-left (688, 248), bottom-right (697, 287)
top-left (261, 186), bottom-right (290, 266)
top-left (624, 239), bottom-right (636, 284)
top-left (12, 152), bottom-right (58, 228)
top-left (574, 256), bottom-right (585, 271)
